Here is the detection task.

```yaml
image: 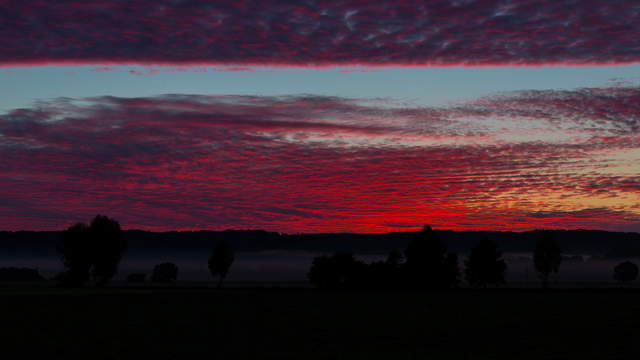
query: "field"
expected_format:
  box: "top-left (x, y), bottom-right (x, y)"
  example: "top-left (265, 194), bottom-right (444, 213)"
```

top-left (1, 287), bottom-right (639, 359)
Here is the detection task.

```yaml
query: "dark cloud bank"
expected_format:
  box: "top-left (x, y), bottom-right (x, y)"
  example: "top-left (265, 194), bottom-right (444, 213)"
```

top-left (1, 0), bottom-right (639, 66)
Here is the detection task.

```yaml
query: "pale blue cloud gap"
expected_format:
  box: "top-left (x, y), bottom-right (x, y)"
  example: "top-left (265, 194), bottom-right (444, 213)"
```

top-left (1, 65), bottom-right (639, 113)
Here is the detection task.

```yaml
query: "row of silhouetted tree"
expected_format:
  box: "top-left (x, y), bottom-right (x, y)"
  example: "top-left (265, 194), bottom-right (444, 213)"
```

top-left (308, 225), bottom-right (566, 289)
top-left (58, 215), bottom-right (235, 287)
top-left (54, 217), bottom-right (640, 289)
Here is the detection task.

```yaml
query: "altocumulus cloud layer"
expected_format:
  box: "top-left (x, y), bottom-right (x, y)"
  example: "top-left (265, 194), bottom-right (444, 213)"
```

top-left (1, 0), bottom-right (640, 66)
top-left (1, 86), bottom-right (639, 232)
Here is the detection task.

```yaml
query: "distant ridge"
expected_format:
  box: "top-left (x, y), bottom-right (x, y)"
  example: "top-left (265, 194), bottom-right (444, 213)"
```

top-left (1, 229), bottom-right (639, 258)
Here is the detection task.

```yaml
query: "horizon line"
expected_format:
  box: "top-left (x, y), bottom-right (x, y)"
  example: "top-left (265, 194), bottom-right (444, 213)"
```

top-left (2, 227), bottom-right (638, 235)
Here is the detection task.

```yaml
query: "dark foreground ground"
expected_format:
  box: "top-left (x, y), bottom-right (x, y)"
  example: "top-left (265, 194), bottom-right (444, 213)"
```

top-left (2, 287), bottom-right (640, 359)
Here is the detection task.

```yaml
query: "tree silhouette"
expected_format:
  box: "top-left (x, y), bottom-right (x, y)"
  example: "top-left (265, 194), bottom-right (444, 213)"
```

top-left (89, 215), bottom-right (126, 287)
top-left (533, 233), bottom-right (562, 288)
top-left (464, 238), bottom-right (507, 288)
top-left (151, 262), bottom-right (178, 283)
top-left (307, 252), bottom-right (366, 289)
top-left (613, 261), bottom-right (638, 284)
top-left (60, 222), bottom-right (91, 286)
top-left (208, 239), bottom-right (235, 288)
top-left (403, 225), bottom-right (459, 289)
top-left (59, 215), bottom-right (125, 287)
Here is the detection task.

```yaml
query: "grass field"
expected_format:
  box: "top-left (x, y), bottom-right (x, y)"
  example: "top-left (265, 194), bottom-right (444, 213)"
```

top-left (1, 287), bottom-right (639, 359)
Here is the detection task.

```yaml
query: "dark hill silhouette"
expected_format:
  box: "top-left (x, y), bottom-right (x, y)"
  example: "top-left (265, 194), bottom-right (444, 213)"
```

top-left (1, 229), bottom-right (639, 258)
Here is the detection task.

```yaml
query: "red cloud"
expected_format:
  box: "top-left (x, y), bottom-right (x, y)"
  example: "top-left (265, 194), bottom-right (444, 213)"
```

top-left (0, 89), bottom-right (638, 232)
top-left (1, 0), bottom-right (639, 67)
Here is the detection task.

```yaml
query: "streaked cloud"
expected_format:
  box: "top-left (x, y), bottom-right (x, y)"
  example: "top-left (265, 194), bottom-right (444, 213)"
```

top-left (0, 87), bottom-right (638, 232)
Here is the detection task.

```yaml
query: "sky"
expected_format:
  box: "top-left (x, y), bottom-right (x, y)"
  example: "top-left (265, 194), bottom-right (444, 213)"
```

top-left (0, 0), bottom-right (639, 233)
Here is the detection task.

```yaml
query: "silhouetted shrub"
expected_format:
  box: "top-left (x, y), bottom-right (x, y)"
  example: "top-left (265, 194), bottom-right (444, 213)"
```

top-left (402, 225), bottom-right (459, 289)
top-left (307, 249), bottom-right (407, 290)
top-left (346, 249), bottom-right (405, 289)
top-left (534, 233), bottom-right (562, 288)
top-left (464, 238), bottom-right (507, 288)
top-left (308, 252), bottom-right (367, 289)
top-left (613, 261), bottom-right (638, 284)
top-left (51, 272), bottom-right (67, 283)
top-left (58, 214), bottom-right (125, 287)
top-left (126, 273), bottom-right (146, 283)
top-left (208, 239), bottom-right (235, 288)
top-left (385, 249), bottom-right (403, 267)
top-left (151, 262), bottom-right (178, 283)
top-left (307, 226), bottom-right (463, 291)
top-left (362, 260), bottom-right (399, 289)
top-left (0, 267), bottom-right (44, 282)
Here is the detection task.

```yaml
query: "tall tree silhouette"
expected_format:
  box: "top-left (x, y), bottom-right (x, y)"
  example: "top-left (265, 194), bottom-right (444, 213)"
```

top-left (59, 215), bottom-right (125, 287)
top-left (403, 225), bottom-right (459, 289)
top-left (208, 239), bottom-right (235, 288)
top-left (464, 238), bottom-right (507, 288)
top-left (60, 222), bottom-right (91, 286)
top-left (533, 233), bottom-right (562, 289)
top-left (613, 261), bottom-right (638, 285)
top-left (89, 215), bottom-right (126, 287)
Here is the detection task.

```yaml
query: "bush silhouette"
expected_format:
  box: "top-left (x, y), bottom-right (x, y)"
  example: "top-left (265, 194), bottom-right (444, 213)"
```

top-left (369, 249), bottom-right (404, 289)
top-left (385, 249), bottom-right (403, 267)
top-left (613, 261), bottom-right (638, 284)
top-left (126, 273), bottom-right (146, 283)
top-left (58, 215), bottom-right (125, 287)
top-left (151, 262), bottom-right (178, 283)
top-left (533, 233), bottom-right (562, 288)
top-left (362, 260), bottom-right (400, 289)
top-left (306, 226), bottom-right (461, 290)
top-left (403, 225), bottom-right (459, 289)
top-left (208, 239), bottom-right (235, 288)
top-left (308, 249), bottom-right (408, 290)
top-left (464, 238), bottom-right (507, 288)
top-left (308, 252), bottom-right (367, 289)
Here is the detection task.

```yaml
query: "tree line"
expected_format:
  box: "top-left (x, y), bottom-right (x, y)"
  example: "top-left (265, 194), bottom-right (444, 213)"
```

top-left (307, 225), bottom-right (640, 289)
top-left (2, 216), bottom-right (638, 288)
